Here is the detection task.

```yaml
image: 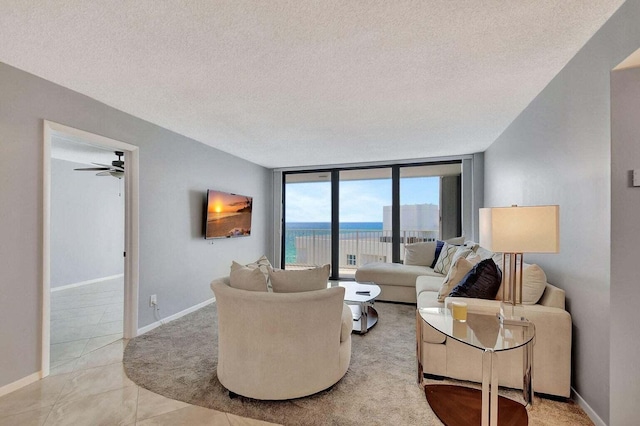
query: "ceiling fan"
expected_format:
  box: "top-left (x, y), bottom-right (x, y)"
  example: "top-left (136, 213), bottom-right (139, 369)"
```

top-left (74, 151), bottom-right (125, 179)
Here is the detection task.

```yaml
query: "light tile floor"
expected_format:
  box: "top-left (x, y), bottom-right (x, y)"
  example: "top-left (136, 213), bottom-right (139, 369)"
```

top-left (50, 277), bottom-right (125, 371)
top-left (0, 339), bottom-right (277, 425)
top-left (0, 277), bottom-right (277, 425)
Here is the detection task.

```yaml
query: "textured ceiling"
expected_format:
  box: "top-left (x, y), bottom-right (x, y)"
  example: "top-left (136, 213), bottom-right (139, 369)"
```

top-left (0, 1), bottom-right (625, 168)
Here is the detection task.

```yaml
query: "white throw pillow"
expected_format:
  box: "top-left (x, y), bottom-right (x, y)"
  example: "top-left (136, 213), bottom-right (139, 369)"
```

top-left (229, 261), bottom-right (268, 292)
top-left (474, 246), bottom-right (494, 260)
top-left (437, 254), bottom-right (481, 302)
top-left (269, 264), bottom-right (330, 293)
top-left (404, 242), bottom-right (437, 266)
top-left (463, 240), bottom-right (480, 251)
top-left (495, 261), bottom-right (547, 304)
top-left (445, 236), bottom-right (465, 245)
top-left (522, 264), bottom-right (547, 304)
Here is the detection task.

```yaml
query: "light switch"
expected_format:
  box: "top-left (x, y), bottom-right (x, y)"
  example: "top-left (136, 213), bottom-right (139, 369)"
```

top-left (634, 170), bottom-right (640, 187)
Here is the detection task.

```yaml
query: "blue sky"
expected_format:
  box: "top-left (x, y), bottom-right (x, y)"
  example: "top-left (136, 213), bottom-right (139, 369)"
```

top-left (285, 177), bottom-right (439, 222)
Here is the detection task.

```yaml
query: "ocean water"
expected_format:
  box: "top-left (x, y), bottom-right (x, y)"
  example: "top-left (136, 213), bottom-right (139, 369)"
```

top-left (284, 222), bottom-right (383, 263)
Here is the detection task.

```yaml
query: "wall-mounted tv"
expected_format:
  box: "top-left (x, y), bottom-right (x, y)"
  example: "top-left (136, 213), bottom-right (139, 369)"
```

top-left (205, 190), bottom-right (253, 239)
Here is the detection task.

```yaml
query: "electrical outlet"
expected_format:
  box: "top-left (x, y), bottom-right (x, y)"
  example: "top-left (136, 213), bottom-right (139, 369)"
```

top-left (149, 294), bottom-right (157, 307)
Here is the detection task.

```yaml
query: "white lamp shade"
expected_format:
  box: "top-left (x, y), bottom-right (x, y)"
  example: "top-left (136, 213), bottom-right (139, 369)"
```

top-left (479, 205), bottom-right (559, 253)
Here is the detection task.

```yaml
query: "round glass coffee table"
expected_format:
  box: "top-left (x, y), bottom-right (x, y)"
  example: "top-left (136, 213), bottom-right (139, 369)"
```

top-left (418, 306), bottom-right (535, 426)
top-left (337, 282), bottom-right (381, 334)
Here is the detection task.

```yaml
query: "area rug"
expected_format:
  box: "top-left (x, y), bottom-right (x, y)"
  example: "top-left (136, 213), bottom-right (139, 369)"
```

top-left (123, 301), bottom-right (593, 426)
top-left (124, 301), bottom-right (438, 425)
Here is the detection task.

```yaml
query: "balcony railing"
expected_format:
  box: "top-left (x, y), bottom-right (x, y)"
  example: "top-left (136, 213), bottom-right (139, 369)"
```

top-left (285, 229), bottom-right (438, 270)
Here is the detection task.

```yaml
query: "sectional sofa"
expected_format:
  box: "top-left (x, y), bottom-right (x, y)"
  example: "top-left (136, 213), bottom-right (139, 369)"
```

top-left (355, 239), bottom-right (572, 398)
top-left (354, 236), bottom-right (466, 303)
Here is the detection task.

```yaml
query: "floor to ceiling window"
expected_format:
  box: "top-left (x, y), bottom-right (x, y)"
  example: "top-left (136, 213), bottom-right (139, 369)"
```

top-left (283, 172), bottom-right (332, 271)
top-left (399, 165), bottom-right (441, 262)
top-left (282, 162), bottom-right (462, 280)
top-left (338, 168), bottom-right (392, 279)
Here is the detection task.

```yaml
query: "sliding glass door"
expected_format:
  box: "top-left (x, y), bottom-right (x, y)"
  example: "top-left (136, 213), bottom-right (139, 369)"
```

top-left (283, 172), bottom-right (332, 271)
top-left (282, 162), bottom-right (462, 279)
top-left (338, 168), bottom-right (392, 279)
top-left (399, 165), bottom-right (441, 261)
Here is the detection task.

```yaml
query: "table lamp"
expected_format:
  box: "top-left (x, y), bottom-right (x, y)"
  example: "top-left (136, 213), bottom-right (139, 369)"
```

top-left (479, 205), bottom-right (559, 323)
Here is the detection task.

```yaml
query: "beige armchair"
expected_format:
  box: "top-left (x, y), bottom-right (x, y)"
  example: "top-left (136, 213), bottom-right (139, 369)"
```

top-left (210, 277), bottom-right (352, 400)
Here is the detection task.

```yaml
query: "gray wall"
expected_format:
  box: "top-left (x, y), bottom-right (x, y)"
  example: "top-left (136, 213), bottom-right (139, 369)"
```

top-left (51, 158), bottom-right (124, 287)
top-left (484, 1), bottom-right (640, 423)
top-left (610, 66), bottom-right (640, 426)
top-left (0, 61), bottom-right (273, 389)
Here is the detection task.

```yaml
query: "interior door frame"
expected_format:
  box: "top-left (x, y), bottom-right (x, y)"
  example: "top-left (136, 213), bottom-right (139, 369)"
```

top-left (41, 120), bottom-right (140, 377)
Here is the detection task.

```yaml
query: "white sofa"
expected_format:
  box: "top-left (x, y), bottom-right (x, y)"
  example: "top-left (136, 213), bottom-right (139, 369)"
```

top-left (211, 277), bottom-right (352, 400)
top-left (416, 273), bottom-right (572, 398)
top-left (355, 262), bottom-right (444, 303)
top-left (358, 238), bottom-right (572, 398)
top-left (354, 236), bottom-right (464, 303)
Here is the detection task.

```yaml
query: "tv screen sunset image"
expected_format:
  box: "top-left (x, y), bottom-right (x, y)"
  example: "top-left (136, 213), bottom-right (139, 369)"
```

top-left (206, 191), bottom-right (252, 239)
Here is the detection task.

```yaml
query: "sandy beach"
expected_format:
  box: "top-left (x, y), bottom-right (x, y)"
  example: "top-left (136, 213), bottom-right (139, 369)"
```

top-left (206, 212), bottom-right (252, 238)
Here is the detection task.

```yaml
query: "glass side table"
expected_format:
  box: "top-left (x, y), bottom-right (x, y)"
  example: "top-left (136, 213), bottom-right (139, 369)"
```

top-left (417, 306), bottom-right (535, 426)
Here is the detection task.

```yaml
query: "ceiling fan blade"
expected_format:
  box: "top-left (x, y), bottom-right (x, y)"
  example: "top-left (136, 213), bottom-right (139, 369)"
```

top-left (95, 171), bottom-right (113, 176)
top-left (75, 167), bottom-right (110, 171)
top-left (91, 162), bottom-right (124, 172)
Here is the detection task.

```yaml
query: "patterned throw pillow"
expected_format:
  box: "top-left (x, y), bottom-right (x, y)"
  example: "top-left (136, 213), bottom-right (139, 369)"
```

top-left (246, 255), bottom-right (273, 291)
top-left (434, 244), bottom-right (472, 275)
top-left (449, 259), bottom-right (502, 300)
top-left (430, 240), bottom-right (445, 268)
top-left (433, 243), bottom-right (457, 274)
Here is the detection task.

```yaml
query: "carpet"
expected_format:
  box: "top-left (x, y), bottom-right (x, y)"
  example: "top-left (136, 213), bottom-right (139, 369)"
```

top-left (123, 301), bottom-right (593, 426)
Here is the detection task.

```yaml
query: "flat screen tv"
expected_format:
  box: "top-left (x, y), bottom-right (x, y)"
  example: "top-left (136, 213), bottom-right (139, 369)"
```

top-left (205, 190), bottom-right (253, 239)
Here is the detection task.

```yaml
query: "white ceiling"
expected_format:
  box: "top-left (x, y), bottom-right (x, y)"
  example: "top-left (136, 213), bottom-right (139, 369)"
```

top-left (51, 134), bottom-right (116, 165)
top-left (0, 1), bottom-right (625, 169)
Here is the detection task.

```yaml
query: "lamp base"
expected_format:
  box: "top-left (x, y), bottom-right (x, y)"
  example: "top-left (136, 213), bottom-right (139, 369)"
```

top-left (497, 303), bottom-right (528, 325)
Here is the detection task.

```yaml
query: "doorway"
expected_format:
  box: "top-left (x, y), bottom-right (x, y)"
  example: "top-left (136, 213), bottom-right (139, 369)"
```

top-left (42, 121), bottom-right (139, 377)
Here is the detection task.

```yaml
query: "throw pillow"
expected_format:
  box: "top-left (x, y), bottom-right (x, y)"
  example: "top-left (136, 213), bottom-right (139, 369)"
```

top-left (430, 240), bottom-right (445, 268)
top-left (229, 261), bottom-right (268, 292)
top-left (474, 245), bottom-right (495, 261)
top-left (449, 258), bottom-right (502, 300)
top-left (493, 261), bottom-right (547, 304)
top-left (522, 264), bottom-right (547, 304)
top-left (246, 255), bottom-right (273, 291)
top-left (445, 236), bottom-right (465, 245)
top-left (437, 255), bottom-right (481, 302)
top-left (269, 264), bottom-right (330, 293)
top-left (433, 242), bottom-right (457, 274)
top-left (434, 244), bottom-right (472, 275)
top-left (463, 240), bottom-right (480, 252)
top-left (404, 242), bottom-right (437, 267)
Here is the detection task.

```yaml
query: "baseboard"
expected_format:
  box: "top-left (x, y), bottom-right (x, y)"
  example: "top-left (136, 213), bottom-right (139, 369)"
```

top-left (0, 371), bottom-right (41, 398)
top-left (137, 297), bottom-right (215, 335)
top-left (51, 274), bottom-right (124, 292)
top-left (572, 386), bottom-right (607, 426)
